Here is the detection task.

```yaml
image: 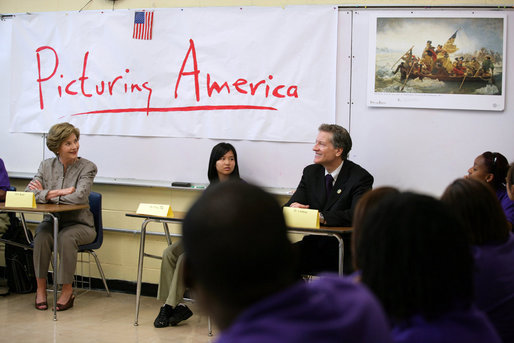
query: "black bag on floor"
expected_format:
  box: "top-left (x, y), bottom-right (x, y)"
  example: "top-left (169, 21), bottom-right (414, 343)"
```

top-left (2, 214), bottom-right (37, 293)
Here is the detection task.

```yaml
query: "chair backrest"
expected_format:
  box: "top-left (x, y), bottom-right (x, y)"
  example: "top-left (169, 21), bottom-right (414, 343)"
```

top-left (79, 191), bottom-right (103, 250)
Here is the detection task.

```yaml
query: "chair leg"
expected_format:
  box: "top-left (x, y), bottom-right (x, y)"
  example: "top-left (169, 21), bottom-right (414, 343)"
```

top-left (87, 250), bottom-right (110, 296)
top-left (208, 316), bottom-right (213, 336)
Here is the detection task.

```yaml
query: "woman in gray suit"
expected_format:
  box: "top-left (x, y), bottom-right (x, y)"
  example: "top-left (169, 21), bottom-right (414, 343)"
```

top-left (26, 122), bottom-right (97, 311)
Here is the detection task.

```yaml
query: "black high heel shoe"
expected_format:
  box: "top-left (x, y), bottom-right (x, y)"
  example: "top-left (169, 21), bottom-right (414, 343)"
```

top-left (35, 295), bottom-right (48, 311)
top-left (55, 294), bottom-right (75, 311)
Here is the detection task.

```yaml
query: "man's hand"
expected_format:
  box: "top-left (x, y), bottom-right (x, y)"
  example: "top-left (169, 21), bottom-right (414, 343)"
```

top-left (289, 202), bottom-right (309, 209)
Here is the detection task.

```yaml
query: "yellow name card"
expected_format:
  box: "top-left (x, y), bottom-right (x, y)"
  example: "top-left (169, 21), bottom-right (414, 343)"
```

top-left (136, 203), bottom-right (174, 217)
top-left (5, 191), bottom-right (36, 208)
top-left (283, 207), bottom-right (319, 229)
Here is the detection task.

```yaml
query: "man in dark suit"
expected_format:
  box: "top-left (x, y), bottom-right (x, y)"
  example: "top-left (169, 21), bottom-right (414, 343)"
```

top-left (285, 124), bottom-right (373, 274)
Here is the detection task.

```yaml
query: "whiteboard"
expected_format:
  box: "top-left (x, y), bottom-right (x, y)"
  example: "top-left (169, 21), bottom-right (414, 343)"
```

top-left (349, 9), bottom-right (514, 196)
top-left (0, 18), bottom-right (44, 178)
top-left (3, 8), bottom-right (513, 194)
top-left (1, 10), bottom-right (352, 190)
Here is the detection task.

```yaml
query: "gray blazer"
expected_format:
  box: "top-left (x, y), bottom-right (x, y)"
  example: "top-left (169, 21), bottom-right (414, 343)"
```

top-left (26, 157), bottom-right (97, 228)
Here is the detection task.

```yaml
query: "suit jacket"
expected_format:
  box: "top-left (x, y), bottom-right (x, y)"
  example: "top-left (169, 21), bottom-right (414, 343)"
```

top-left (285, 160), bottom-right (373, 227)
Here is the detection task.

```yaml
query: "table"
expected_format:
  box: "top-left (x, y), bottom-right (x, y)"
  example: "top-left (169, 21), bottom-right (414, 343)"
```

top-left (287, 226), bottom-right (353, 275)
top-left (0, 202), bottom-right (89, 320)
top-left (125, 211), bottom-right (185, 327)
top-left (126, 211), bottom-right (352, 327)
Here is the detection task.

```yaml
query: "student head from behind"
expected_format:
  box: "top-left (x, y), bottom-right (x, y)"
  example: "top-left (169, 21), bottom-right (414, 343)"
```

top-left (351, 186), bottom-right (399, 271)
top-left (356, 192), bottom-right (474, 322)
top-left (182, 181), bottom-right (296, 330)
top-left (182, 182), bottom-right (394, 343)
top-left (467, 151), bottom-right (509, 191)
top-left (441, 178), bottom-right (510, 245)
top-left (507, 163), bottom-right (514, 201)
top-left (314, 124), bottom-right (352, 171)
top-left (207, 142), bottom-right (240, 184)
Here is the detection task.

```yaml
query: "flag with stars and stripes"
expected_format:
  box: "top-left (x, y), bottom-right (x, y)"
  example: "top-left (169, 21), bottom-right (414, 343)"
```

top-left (133, 11), bottom-right (154, 40)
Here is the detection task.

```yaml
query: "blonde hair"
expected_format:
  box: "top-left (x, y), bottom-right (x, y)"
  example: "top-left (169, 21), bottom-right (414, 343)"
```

top-left (46, 122), bottom-right (80, 155)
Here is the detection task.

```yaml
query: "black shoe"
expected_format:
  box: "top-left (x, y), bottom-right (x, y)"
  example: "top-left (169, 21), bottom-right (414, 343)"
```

top-left (169, 305), bottom-right (193, 326)
top-left (154, 304), bottom-right (174, 328)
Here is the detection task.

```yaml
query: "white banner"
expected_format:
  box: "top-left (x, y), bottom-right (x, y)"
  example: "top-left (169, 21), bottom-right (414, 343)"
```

top-left (9, 6), bottom-right (338, 143)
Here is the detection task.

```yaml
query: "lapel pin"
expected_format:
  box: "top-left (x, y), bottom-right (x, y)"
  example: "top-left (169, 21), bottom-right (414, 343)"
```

top-left (337, 189), bottom-right (342, 194)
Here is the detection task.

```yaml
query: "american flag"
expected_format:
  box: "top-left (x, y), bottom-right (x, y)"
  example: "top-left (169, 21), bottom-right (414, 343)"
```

top-left (133, 11), bottom-right (154, 40)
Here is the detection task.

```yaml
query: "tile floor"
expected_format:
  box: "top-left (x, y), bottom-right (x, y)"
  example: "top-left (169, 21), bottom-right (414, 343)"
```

top-left (0, 290), bottom-right (215, 343)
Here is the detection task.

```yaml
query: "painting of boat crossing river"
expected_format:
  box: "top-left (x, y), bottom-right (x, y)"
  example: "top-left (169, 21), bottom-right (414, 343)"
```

top-left (368, 12), bottom-right (506, 111)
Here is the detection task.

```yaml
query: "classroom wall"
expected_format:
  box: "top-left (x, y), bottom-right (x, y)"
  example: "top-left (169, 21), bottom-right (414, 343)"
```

top-left (1, 0), bottom-right (512, 286)
top-left (1, 0), bottom-right (511, 13)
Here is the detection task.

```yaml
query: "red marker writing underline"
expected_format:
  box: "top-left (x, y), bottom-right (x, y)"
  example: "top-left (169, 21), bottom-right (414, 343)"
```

top-left (64, 105), bottom-right (278, 118)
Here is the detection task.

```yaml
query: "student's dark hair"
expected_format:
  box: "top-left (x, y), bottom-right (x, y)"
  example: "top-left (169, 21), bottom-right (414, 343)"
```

top-left (357, 192), bottom-right (473, 322)
top-left (441, 178), bottom-right (509, 245)
top-left (352, 186), bottom-right (399, 270)
top-left (207, 142), bottom-right (240, 184)
top-left (481, 151), bottom-right (509, 190)
top-left (507, 163), bottom-right (514, 187)
top-left (182, 181), bottom-right (295, 309)
top-left (318, 124), bottom-right (352, 160)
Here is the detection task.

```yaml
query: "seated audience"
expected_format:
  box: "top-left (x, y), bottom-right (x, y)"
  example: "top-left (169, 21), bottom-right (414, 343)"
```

top-left (466, 151), bottom-right (514, 228)
top-left (182, 181), bottom-right (393, 343)
top-left (154, 142), bottom-right (241, 328)
top-left (442, 178), bottom-right (514, 343)
top-left (356, 191), bottom-right (501, 343)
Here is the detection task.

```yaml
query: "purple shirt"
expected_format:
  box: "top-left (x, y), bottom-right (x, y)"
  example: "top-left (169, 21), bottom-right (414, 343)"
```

top-left (0, 158), bottom-right (9, 191)
top-left (216, 274), bottom-right (392, 343)
top-left (392, 306), bottom-right (501, 343)
top-left (497, 187), bottom-right (514, 225)
top-left (473, 232), bottom-right (514, 343)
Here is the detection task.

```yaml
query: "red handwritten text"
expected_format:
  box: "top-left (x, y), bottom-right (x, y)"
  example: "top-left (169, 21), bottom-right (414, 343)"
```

top-left (36, 46), bottom-right (153, 115)
top-left (36, 39), bottom-right (298, 118)
top-left (174, 39), bottom-right (299, 101)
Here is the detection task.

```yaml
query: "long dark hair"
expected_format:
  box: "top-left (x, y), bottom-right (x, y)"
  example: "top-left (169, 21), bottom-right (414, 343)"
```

top-left (207, 143), bottom-right (240, 184)
top-left (352, 186), bottom-right (399, 270)
top-left (441, 178), bottom-right (510, 245)
top-left (357, 192), bottom-right (474, 322)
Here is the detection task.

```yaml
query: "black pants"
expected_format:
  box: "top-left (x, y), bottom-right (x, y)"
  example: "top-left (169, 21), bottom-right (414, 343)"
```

top-left (293, 232), bottom-right (354, 276)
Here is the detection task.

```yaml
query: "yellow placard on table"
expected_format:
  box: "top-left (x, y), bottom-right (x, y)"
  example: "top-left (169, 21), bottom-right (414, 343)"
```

top-left (5, 191), bottom-right (36, 208)
top-left (283, 207), bottom-right (320, 229)
top-left (136, 203), bottom-right (174, 217)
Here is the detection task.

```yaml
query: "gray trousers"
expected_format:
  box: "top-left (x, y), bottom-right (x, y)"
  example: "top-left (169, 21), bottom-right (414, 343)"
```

top-left (33, 218), bottom-right (96, 284)
top-left (157, 241), bottom-right (185, 307)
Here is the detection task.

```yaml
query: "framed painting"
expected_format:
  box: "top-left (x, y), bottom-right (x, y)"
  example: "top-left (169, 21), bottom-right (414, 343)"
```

top-left (367, 11), bottom-right (506, 111)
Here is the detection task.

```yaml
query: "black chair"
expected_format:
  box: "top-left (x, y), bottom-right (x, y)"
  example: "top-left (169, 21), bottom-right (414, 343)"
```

top-left (76, 191), bottom-right (110, 295)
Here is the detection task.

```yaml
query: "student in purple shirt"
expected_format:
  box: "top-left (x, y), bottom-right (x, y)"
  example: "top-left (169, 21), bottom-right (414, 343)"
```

top-left (181, 181), bottom-right (393, 343)
top-left (466, 151), bottom-right (514, 229)
top-left (355, 191), bottom-right (501, 343)
top-left (0, 158), bottom-right (9, 296)
top-left (0, 158), bottom-right (10, 235)
top-left (442, 178), bottom-right (514, 343)
top-left (0, 158), bottom-right (10, 201)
